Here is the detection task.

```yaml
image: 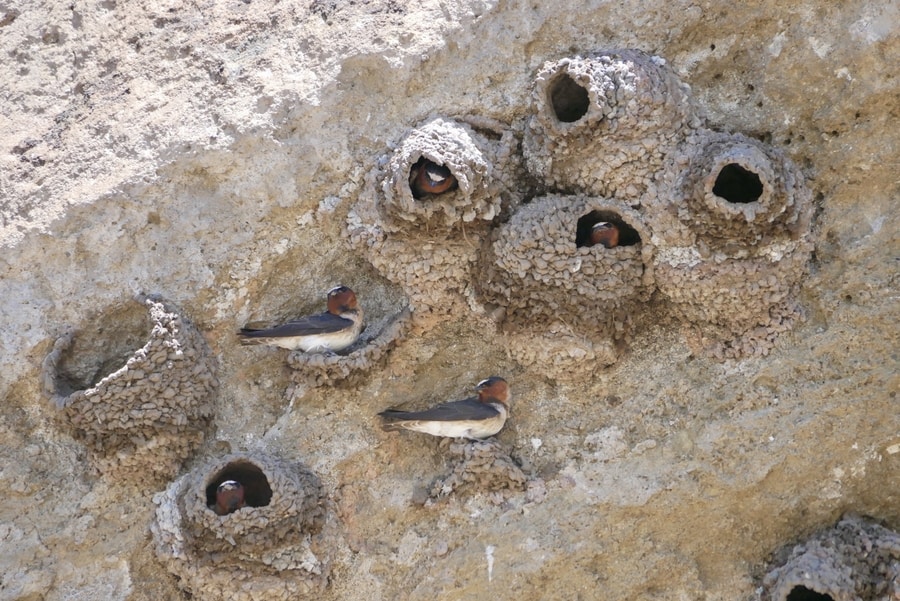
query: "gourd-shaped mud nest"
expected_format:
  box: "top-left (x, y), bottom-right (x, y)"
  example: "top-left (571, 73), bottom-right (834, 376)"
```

top-left (347, 115), bottom-right (523, 316)
top-left (762, 514), bottom-right (900, 601)
top-left (523, 48), bottom-right (701, 199)
top-left (152, 451), bottom-right (335, 601)
top-left (480, 194), bottom-right (652, 330)
top-left (653, 130), bottom-right (815, 358)
top-left (671, 130), bottom-right (813, 246)
top-left (40, 297), bottom-right (217, 483)
top-left (370, 115), bottom-right (519, 230)
top-left (478, 194), bottom-right (652, 370)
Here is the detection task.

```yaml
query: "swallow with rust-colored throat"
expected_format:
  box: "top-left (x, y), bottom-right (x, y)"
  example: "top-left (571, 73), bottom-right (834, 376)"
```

top-left (589, 222), bottom-right (620, 249)
top-left (212, 480), bottom-right (246, 516)
top-left (238, 285), bottom-right (364, 353)
top-left (378, 376), bottom-right (510, 440)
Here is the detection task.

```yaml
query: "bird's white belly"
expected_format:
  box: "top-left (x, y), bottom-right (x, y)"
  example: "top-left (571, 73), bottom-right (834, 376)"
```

top-left (410, 407), bottom-right (507, 439)
top-left (271, 329), bottom-right (358, 352)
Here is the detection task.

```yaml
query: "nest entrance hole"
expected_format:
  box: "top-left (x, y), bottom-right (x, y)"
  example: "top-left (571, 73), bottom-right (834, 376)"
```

top-left (713, 163), bottom-right (764, 203)
top-left (575, 210), bottom-right (641, 248)
top-left (55, 301), bottom-right (151, 395)
top-left (205, 460), bottom-right (273, 509)
top-left (549, 73), bottom-right (590, 123)
top-left (785, 586), bottom-right (833, 601)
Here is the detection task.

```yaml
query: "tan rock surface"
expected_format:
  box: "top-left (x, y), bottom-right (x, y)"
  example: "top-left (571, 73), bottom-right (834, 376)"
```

top-left (1, 1), bottom-right (897, 600)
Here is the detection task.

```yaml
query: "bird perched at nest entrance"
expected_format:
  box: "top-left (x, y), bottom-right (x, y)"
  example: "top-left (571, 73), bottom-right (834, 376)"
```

top-left (212, 480), bottom-right (246, 516)
top-left (237, 285), bottom-right (364, 353)
top-left (589, 221), bottom-right (620, 249)
top-left (409, 157), bottom-right (458, 199)
top-left (378, 376), bottom-right (510, 440)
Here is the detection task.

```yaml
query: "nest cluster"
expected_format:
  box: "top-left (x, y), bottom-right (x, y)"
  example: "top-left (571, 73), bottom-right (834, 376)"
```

top-left (151, 452), bottom-right (333, 601)
top-left (349, 48), bottom-right (815, 366)
top-left (41, 297), bottom-right (217, 483)
top-left (762, 514), bottom-right (900, 601)
top-left (36, 47), bottom-right (826, 599)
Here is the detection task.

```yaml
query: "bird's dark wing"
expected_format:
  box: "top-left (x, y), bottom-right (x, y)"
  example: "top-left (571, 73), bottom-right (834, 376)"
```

top-left (379, 398), bottom-right (500, 422)
top-left (240, 312), bottom-right (353, 338)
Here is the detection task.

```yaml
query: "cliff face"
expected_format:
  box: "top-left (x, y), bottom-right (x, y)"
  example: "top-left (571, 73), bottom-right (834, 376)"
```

top-left (1, 1), bottom-right (898, 600)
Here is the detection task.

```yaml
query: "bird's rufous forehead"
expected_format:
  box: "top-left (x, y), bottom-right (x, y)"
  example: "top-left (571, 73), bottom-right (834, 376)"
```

top-left (326, 285), bottom-right (357, 309)
top-left (476, 376), bottom-right (509, 402)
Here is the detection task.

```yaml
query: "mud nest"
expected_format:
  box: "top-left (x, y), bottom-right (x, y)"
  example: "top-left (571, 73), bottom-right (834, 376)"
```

top-left (653, 237), bottom-right (813, 356)
top-left (523, 48), bottom-right (701, 199)
top-left (425, 438), bottom-right (529, 504)
top-left (347, 115), bottom-right (523, 316)
top-left (368, 115), bottom-right (521, 231)
top-left (480, 194), bottom-right (653, 334)
top-left (286, 306), bottom-right (412, 388)
top-left (649, 129), bottom-right (813, 356)
top-left (40, 297), bottom-right (217, 483)
top-left (670, 130), bottom-right (814, 246)
top-left (152, 451), bottom-right (334, 601)
top-left (762, 514), bottom-right (900, 601)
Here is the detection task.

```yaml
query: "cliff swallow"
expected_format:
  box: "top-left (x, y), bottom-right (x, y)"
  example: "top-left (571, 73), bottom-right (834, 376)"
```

top-left (238, 285), bottom-right (364, 352)
top-left (213, 480), bottom-right (246, 516)
top-left (409, 158), bottom-right (458, 199)
top-left (589, 222), bottom-right (620, 249)
top-left (378, 376), bottom-right (510, 440)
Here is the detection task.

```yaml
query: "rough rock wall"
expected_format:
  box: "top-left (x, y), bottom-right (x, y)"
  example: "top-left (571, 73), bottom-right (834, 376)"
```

top-left (1, 1), bottom-right (898, 601)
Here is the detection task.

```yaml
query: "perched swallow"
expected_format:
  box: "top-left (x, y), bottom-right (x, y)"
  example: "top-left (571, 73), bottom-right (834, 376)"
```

top-left (589, 222), bottom-right (620, 249)
top-left (213, 480), bottom-right (246, 516)
top-left (378, 376), bottom-right (510, 440)
top-left (409, 158), bottom-right (458, 199)
top-left (238, 285), bottom-right (364, 352)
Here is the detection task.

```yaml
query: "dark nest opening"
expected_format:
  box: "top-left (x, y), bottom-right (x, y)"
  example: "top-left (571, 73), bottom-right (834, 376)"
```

top-left (785, 586), bottom-right (833, 601)
top-left (575, 210), bottom-right (641, 248)
top-left (712, 163), bottom-right (764, 203)
top-left (548, 72), bottom-right (590, 123)
top-left (205, 460), bottom-right (273, 509)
